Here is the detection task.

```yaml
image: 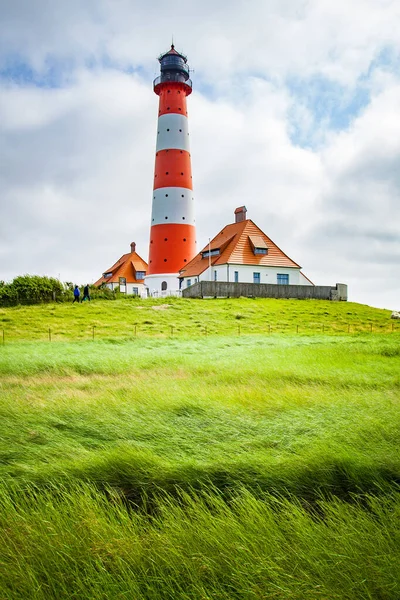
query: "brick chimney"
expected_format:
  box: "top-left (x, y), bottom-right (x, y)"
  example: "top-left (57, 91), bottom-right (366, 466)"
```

top-left (234, 206), bottom-right (247, 223)
top-left (130, 242), bottom-right (136, 253)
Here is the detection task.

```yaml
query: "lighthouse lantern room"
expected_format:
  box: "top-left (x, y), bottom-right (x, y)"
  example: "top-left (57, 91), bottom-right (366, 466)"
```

top-left (145, 45), bottom-right (197, 296)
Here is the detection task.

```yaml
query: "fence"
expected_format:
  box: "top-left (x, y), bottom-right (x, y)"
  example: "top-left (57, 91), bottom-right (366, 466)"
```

top-left (1, 321), bottom-right (398, 344)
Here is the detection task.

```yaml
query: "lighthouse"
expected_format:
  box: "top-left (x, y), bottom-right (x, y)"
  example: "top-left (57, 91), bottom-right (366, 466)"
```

top-left (145, 45), bottom-right (196, 296)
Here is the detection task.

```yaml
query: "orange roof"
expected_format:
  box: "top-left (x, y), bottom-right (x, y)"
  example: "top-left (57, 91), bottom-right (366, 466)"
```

top-left (179, 219), bottom-right (301, 278)
top-left (248, 235), bottom-right (268, 250)
top-left (94, 251), bottom-right (148, 287)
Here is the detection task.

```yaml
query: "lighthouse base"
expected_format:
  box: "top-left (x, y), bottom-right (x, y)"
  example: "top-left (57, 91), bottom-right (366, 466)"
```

top-left (144, 273), bottom-right (182, 298)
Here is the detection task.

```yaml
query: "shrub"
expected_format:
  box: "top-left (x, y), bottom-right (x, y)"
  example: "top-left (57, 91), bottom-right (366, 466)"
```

top-left (0, 275), bottom-right (66, 306)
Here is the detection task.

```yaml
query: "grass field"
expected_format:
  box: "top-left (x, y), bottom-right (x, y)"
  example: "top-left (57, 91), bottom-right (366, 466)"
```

top-left (0, 298), bottom-right (399, 598)
top-left (0, 296), bottom-right (398, 341)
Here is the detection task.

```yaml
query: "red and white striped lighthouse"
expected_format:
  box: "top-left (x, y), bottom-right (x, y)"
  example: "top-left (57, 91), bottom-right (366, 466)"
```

top-left (145, 45), bottom-right (196, 296)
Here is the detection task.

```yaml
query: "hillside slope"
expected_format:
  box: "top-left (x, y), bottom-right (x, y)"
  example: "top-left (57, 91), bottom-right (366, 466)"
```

top-left (0, 301), bottom-right (399, 598)
top-left (0, 296), bottom-right (396, 341)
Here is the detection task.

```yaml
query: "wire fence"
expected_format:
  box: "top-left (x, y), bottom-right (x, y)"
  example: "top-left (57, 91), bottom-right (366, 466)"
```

top-left (1, 321), bottom-right (399, 344)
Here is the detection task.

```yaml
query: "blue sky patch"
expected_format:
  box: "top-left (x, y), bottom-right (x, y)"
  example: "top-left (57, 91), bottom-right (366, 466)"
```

top-left (286, 46), bottom-right (400, 148)
top-left (287, 74), bottom-right (370, 148)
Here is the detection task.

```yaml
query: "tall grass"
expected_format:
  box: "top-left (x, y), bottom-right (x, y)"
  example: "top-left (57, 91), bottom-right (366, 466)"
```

top-left (1, 335), bottom-right (399, 497)
top-left (0, 300), bottom-right (399, 598)
top-left (1, 483), bottom-right (399, 599)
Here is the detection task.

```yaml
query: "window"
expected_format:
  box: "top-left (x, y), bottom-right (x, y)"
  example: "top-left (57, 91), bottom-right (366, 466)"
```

top-left (253, 272), bottom-right (260, 284)
top-left (136, 271), bottom-right (146, 280)
top-left (214, 270), bottom-right (217, 281)
top-left (254, 248), bottom-right (268, 255)
top-left (187, 279), bottom-right (192, 287)
top-left (277, 274), bottom-right (289, 285)
top-left (104, 272), bottom-right (112, 278)
top-left (202, 249), bottom-right (220, 258)
top-left (132, 287), bottom-right (139, 296)
top-left (161, 281), bottom-right (167, 291)
top-left (234, 271), bottom-right (239, 283)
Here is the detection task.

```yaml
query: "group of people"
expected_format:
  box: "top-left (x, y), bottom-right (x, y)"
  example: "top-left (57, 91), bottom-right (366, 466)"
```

top-left (73, 285), bottom-right (91, 303)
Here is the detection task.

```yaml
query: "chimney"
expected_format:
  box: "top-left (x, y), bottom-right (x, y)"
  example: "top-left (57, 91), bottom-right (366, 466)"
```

top-left (234, 206), bottom-right (247, 223)
top-left (130, 242), bottom-right (136, 253)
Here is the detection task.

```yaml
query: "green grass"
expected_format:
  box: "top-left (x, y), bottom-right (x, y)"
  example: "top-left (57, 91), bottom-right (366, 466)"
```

top-left (0, 298), bottom-right (399, 598)
top-left (0, 296), bottom-right (397, 341)
top-left (1, 484), bottom-right (399, 599)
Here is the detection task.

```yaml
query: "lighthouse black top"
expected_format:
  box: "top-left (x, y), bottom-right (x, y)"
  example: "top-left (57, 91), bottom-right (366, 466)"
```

top-left (154, 45), bottom-right (192, 95)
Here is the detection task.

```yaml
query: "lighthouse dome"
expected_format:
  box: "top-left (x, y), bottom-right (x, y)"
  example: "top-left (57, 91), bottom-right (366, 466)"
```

top-left (158, 45), bottom-right (190, 81)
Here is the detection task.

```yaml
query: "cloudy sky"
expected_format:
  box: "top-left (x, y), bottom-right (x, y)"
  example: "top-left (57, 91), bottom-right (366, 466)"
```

top-left (0, 0), bottom-right (399, 309)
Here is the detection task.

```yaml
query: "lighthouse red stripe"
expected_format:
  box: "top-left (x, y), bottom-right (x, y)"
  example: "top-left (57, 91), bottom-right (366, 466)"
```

top-left (157, 83), bottom-right (189, 116)
top-left (153, 149), bottom-right (193, 190)
top-left (148, 223), bottom-right (196, 274)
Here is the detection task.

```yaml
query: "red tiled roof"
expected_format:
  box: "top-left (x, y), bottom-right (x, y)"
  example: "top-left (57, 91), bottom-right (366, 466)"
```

top-left (94, 251), bottom-right (148, 287)
top-left (179, 219), bottom-right (301, 278)
top-left (248, 235), bottom-right (268, 250)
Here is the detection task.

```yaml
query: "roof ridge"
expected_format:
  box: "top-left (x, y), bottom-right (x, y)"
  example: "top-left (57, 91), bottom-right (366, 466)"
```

top-left (219, 220), bottom-right (249, 263)
top-left (95, 249), bottom-right (148, 286)
top-left (245, 220), bottom-right (301, 268)
top-left (179, 217), bottom-right (302, 278)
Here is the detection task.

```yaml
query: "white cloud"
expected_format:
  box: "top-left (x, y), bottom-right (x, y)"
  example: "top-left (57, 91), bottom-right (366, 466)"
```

top-left (2, 0), bottom-right (400, 83)
top-left (0, 0), bottom-right (399, 309)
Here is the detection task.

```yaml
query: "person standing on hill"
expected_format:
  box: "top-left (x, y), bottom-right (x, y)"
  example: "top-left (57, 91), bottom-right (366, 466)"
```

top-left (81, 284), bottom-right (91, 302)
top-left (73, 285), bottom-right (80, 303)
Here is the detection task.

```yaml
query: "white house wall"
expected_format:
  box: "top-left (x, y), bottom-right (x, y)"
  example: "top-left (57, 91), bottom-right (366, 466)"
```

top-left (145, 273), bottom-right (181, 297)
top-left (104, 282), bottom-right (147, 296)
top-left (183, 265), bottom-right (313, 287)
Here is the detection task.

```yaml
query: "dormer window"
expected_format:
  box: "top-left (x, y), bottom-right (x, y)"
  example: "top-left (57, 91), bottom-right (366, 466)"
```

top-left (202, 248), bottom-right (220, 258)
top-left (136, 271), bottom-right (146, 280)
top-left (104, 272), bottom-right (112, 278)
top-left (249, 235), bottom-right (268, 255)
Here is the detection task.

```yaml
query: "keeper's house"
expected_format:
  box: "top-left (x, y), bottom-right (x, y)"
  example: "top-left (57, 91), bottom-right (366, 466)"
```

top-left (179, 206), bottom-right (313, 289)
top-left (94, 242), bottom-right (148, 296)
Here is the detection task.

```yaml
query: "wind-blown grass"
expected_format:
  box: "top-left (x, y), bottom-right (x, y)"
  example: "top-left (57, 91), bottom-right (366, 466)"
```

top-left (1, 483), bottom-right (399, 599)
top-left (0, 299), bottom-right (399, 598)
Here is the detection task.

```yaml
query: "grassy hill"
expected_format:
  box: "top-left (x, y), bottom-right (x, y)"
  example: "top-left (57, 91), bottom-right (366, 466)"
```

top-left (0, 298), bottom-right (399, 599)
top-left (0, 296), bottom-right (397, 341)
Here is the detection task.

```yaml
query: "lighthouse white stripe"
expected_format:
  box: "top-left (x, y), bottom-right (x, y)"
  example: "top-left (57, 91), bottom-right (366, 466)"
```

top-left (156, 114), bottom-right (190, 152)
top-left (151, 187), bottom-right (195, 226)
